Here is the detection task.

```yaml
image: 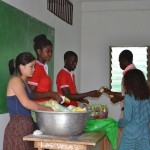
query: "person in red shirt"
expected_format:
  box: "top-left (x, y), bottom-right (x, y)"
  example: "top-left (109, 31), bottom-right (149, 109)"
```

top-left (56, 51), bottom-right (101, 107)
top-left (28, 34), bottom-right (62, 104)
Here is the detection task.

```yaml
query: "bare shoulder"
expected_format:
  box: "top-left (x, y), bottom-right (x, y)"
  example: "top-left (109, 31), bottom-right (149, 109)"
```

top-left (7, 76), bottom-right (22, 96)
top-left (10, 75), bottom-right (20, 81)
top-left (8, 76), bottom-right (22, 86)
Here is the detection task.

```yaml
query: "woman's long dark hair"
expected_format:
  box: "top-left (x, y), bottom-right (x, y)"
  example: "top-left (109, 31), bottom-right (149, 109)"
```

top-left (124, 69), bottom-right (149, 100)
top-left (8, 52), bottom-right (35, 75)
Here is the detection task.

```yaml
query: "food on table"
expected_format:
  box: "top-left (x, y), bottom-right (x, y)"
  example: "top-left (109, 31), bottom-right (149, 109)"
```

top-left (86, 104), bottom-right (108, 119)
top-left (64, 97), bottom-right (71, 104)
top-left (67, 105), bottom-right (86, 112)
top-left (43, 100), bottom-right (86, 112)
top-left (43, 100), bottom-right (70, 112)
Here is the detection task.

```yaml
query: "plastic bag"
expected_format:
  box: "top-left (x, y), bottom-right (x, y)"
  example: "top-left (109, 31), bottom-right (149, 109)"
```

top-left (31, 111), bottom-right (37, 122)
top-left (84, 118), bottom-right (118, 149)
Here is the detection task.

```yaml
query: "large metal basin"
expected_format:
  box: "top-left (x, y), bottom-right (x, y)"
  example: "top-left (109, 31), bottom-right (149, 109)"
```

top-left (34, 110), bottom-right (90, 136)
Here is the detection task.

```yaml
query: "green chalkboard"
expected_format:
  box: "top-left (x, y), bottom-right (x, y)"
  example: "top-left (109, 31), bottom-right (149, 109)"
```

top-left (0, 1), bottom-right (55, 114)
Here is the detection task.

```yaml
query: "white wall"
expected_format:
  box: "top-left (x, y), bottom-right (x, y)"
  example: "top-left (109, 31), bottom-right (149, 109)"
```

top-left (0, 0), bottom-right (81, 149)
top-left (81, 1), bottom-right (150, 120)
top-left (2, 0), bottom-right (150, 148)
top-left (0, 114), bottom-right (9, 148)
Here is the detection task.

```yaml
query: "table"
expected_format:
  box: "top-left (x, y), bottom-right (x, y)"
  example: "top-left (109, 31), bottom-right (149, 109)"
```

top-left (23, 131), bottom-right (111, 150)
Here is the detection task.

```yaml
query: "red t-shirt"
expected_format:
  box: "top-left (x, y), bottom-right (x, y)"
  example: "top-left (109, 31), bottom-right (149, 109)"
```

top-left (28, 60), bottom-right (52, 102)
top-left (56, 68), bottom-right (78, 107)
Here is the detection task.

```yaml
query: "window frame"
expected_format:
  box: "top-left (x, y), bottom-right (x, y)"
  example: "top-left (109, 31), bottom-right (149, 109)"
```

top-left (109, 46), bottom-right (148, 92)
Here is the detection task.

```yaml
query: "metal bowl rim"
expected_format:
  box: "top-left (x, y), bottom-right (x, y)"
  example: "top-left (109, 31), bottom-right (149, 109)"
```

top-left (34, 110), bottom-right (91, 114)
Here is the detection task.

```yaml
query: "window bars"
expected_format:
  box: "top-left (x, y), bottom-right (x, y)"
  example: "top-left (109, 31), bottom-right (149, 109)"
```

top-left (47, 0), bottom-right (73, 25)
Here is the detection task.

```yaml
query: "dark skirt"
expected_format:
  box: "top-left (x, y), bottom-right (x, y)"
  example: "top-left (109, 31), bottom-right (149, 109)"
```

top-left (3, 115), bottom-right (36, 150)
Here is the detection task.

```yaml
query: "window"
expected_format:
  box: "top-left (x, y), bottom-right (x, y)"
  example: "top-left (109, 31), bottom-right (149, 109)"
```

top-left (110, 47), bottom-right (148, 92)
top-left (47, 0), bottom-right (73, 25)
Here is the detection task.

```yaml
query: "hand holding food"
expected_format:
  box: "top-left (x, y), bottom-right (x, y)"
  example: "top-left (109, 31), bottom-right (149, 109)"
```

top-left (98, 86), bottom-right (109, 93)
top-left (45, 107), bottom-right (54, 111)
top-left (98, 86), bottom-right (114, 99)
top-left (49, 92), bottom-right (62, 103)
top-left (43, 100), bottom-right (70, 112)
top-left (99, 87), bottom-right (122, 103)
top-left (60, 96), bottom-right (70, 104)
